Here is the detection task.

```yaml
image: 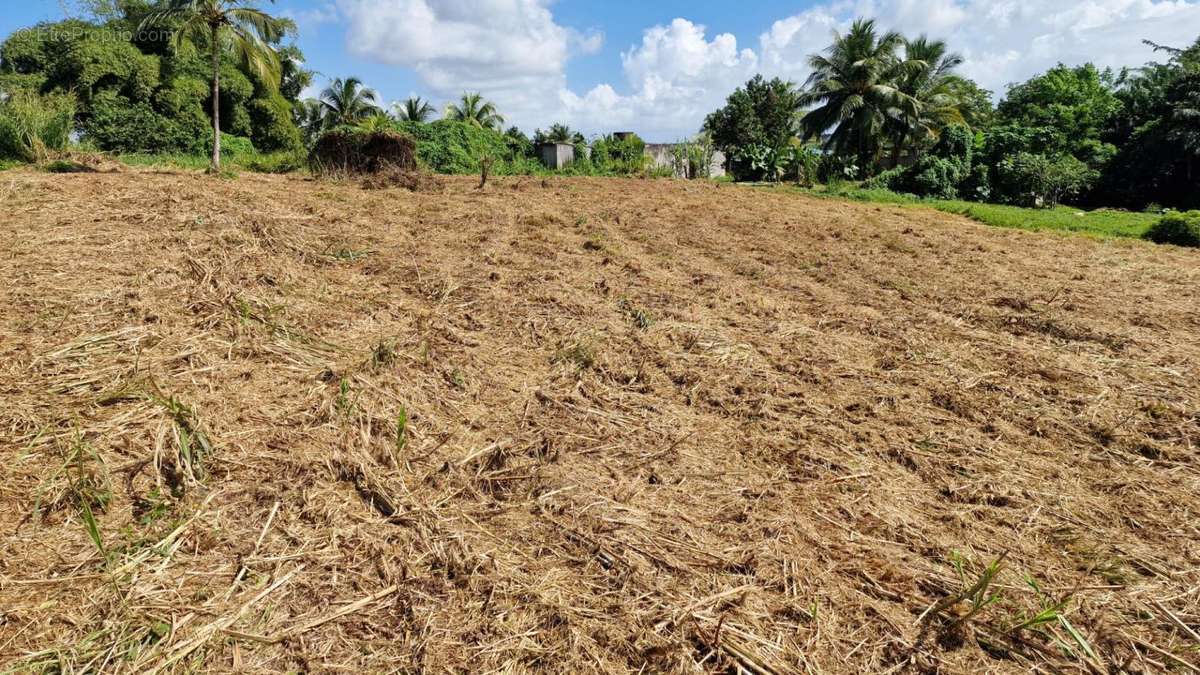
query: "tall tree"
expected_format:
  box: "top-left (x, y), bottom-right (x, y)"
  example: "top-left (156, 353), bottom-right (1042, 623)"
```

top-left (319, 77), bottom-right (380, 126)
top-left (445, 92), bottom-right (504, 130)
top-left (798, 18), bottom-right (920, 174)
top-left (996, 63), bottom-right (1121, 158)
top-left (702, 75), bottom-right (802, 153)
top-left (888, 36), bottom-right (967, 163)
top-left (295, 97), bottom-right (326, 145)
top-left (142, 0), bottom-right (290, 172)
top-left (536, 123), bottom-right (582, 144)
top-left (395, 96), bottom-right (436, 122)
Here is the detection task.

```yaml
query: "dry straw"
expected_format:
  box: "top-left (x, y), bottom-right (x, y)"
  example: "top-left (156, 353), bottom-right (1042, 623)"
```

top-left (0, 169), bottom-right (1197, 673)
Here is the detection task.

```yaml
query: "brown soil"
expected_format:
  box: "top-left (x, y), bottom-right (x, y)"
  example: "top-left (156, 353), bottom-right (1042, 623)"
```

top-left (1, 170), bottom-right (1197, 673)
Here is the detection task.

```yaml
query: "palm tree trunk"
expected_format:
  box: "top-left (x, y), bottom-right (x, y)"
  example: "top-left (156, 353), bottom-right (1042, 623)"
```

top-left (210, 24), bottom-right (221, 173)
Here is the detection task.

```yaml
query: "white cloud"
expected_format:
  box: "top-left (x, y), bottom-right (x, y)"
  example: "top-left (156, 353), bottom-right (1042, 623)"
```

top-left (284, 2), bottom-right (339, 34)
top-left (560, 19), bottom-right (758, 140)
top-left (759, 0), bottom-right (1200, 96)
top-left (337, 0), bottom-right (579, 130)
top-left (335, 0), bottom-right (1200, 140)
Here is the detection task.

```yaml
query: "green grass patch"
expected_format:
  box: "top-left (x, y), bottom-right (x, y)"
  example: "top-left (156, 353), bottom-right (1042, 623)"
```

top-left (116, 149), bottom-right (308, 174)
top-left (780, 184), bottom-right (1159, 240)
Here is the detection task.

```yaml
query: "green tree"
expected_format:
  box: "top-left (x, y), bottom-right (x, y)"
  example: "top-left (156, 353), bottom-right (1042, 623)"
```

top-left (535, 123), bottom-right (582, 144)
top-left (319, 76), bottom-right (380, 126)
top-left (444, 92), bottom-right (504, 130)
top-left (395, 96), bottom-right (435, 122)
top-left (142, 0), bottom-right (291, 172)
top-left (888, 36), bottom-right (967, 163)
top-left (798, 18), bottom-right (920, 175)
top-left (996, 63), bottom-right (1121, 158)
top-left (703, 75), bottom-right (800, 153)
top-left (277, 44), bottom-right (312, 102)
top-left (295, 97), bottom-right (325, 145)
top-left (502, 126), bottom-right (533, 159)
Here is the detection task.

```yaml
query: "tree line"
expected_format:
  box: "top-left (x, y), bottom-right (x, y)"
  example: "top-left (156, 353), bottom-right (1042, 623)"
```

top-left (703, 18), bottom-right (1199, 210)
top-left (1, 3), bottom-right (1196, 209)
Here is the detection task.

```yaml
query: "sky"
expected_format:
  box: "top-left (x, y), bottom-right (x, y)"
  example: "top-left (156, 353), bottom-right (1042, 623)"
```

top-left (4, 0), bottom-right (1200, 141)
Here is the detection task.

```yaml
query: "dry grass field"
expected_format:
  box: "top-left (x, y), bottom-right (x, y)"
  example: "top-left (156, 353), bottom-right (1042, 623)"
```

top-left (1, 170), bottom-right (1198, 673)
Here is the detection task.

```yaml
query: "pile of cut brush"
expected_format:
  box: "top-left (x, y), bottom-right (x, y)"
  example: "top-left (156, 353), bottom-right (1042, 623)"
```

top-left (309, 128), bottom-right (417, 176)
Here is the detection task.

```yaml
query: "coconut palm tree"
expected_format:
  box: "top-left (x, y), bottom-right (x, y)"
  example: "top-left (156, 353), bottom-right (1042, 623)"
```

top-left (536, 123), bottom-right (584, 144)
top-left (395, 96), bottom-right (436, 122)
top-left (445, 92), bottom-right (504, 130)
top-left (887, 36), bottom-right (967, 164)
top-left (320, 77), bottom-right (381, 127)
top-left (141, 0), bottom-right (291, 172)
top-left (798, 18), bottom-right (921, 175)
top-left (295, 97), bottom-right (327, 146)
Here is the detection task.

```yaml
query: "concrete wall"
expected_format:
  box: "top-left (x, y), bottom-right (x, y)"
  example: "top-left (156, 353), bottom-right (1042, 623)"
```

top-left (644, 144), bottom-right (727, 178)
top-left (539, 143), bottom-right (575, 170)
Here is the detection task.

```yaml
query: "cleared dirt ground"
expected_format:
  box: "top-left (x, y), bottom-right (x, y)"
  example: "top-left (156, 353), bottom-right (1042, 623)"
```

top-left (1, 170), bottom-right (1198, 673)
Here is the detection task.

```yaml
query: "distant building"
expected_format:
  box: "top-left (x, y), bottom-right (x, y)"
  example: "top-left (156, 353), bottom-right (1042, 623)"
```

top-left (644, 143), bottom-right (727, 178)
top-left (539, 143), bottom-right (575, 170)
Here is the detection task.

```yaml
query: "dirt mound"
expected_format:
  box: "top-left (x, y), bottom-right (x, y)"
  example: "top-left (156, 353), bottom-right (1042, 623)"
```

top-left (1, 172), bottom-right (1198, 673)
top-left (309, 129), bottom-right (417, 176)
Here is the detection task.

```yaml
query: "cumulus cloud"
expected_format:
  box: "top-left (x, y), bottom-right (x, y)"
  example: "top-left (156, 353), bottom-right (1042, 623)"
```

top-left (335, 0), bottom-right (1200, 139)
top-left (337, 0), bottom-right (584, 128)
top-left (561, 19), bottom-right (758, 140)
top-left (760, 0), bottom-right (1200, 95)
top-left (284, 2), bottom-right (340, 34)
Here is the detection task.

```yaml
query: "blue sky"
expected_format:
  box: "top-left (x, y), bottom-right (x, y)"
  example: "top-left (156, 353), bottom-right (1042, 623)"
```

top-left (4, 1), bottom-right (1200, 141)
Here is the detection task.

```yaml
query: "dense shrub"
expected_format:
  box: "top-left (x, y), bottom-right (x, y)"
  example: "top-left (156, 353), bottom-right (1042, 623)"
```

top-left (875, 125), bottom-right (973, 198)
top-left (592, 133), bottom-right (647, 174)
top-left (994, 152), bottom-right (1096, 207)
top-left (0, 15), bottom-right (308, 160)
top-left (960, 163), bottom-right (992, 202)
top-left (0, 90), bottom-right (75, 161)
top-left (904, 156), bottom-right (963, 199)
top-left (83, 90), bottom-right (203, 154)
top-left (1144, 211), bottom-right (1200, 247)
top-left (248, 94), bottom-right (303, 153)
top-left (0, 72), bottom-right (45, 95)
top-left (393, 119), bottom-right (506, 174)
top-left (502, 126), bottom-right (534, 160)
top-left (861, 166), bottom-right (904, 191)
top-left (309, 128), bottom-right (417, 175)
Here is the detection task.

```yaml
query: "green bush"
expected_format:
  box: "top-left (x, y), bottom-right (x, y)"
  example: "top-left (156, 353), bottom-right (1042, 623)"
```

top-left (994, 152), bottom-right (1096, 207)
top-left (0, 90), bottom-right (75, 161)
top-left (83, 90), bottom-right (201, 154)
top-left (905, 156), bottom-right (963, 199)
top-left (0, 72), bottom-right (45, 95)
top-left (861, 166), bottom-right (904, 191)
top-left (960, 163), bottom-right (992, 202)
top-left (882, 125), bottom-right (973, 199)
top-left (248, 95), bottom-right (303, 153)
top-left (592, 133), bottom-right (647, 175)
top-left (502, 127), bottom-right (534, 160)
top-left (393, 119), bottom-right (507, 174)
top-left (1144, 211), bottom-right (1200, 247)
top-left (218, 133), bottom-right (256, 159)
